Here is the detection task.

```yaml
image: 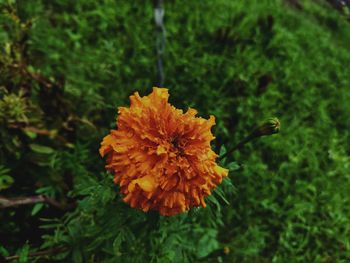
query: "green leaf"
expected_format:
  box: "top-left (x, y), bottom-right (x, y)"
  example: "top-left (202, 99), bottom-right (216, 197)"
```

top-left (72, 248), bottom-right (83, 263)
top-left (227, 162), bottom-right (240, 172)
top-left (0, 175), bottom-right (14, 191)
top-left (24, 130), bottom-right (37, 139)
top-left (0, 245), bottom-right (10, 257)
top-left (197, 229), bottom-right (219, 258)
top-left (219, 145), bottom-right (227, 157)
top-left (31, 203), bottom-right (44, 216)
top-left (18, 243), bottom-right (30, 263)
top-left (29, 144), bottom-right (54, 154)
top-left (112, 232), bottom-right (125, 254)
top-left (214, 187), bottom-right (230, 205)
top-left (0, 165), bottom-right (10, 176)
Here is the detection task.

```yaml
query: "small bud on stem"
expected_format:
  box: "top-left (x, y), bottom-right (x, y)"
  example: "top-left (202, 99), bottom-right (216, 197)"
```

top-left (220, 117), bottom-right (280, 160)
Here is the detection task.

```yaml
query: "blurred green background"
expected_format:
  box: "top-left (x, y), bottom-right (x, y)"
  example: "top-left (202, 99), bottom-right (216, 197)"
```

top-left (1, 0), bottom-right (350, 262)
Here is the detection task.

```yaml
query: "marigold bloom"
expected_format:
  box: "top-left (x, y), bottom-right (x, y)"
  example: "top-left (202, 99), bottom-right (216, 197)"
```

top-left (100, 87), bottom-right (228, 216)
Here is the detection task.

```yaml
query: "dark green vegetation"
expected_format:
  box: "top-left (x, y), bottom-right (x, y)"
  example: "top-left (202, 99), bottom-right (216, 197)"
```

top-left (1, 0), bottom-right (350, 262)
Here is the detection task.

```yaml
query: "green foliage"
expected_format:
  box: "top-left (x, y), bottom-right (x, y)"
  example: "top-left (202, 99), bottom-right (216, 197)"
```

top-left (0, 165), bottom-right (13, 191)
top-left (1, 0), bottom-right (350, 262)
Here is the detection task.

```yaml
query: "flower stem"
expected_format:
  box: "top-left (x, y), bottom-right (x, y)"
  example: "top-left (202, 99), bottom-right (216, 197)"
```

top-left (220, 117), bottom-right (280, 160)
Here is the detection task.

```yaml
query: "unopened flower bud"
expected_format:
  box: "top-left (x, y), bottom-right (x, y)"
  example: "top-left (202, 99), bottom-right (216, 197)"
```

top-left (252, 117), bottom-right (280, 138)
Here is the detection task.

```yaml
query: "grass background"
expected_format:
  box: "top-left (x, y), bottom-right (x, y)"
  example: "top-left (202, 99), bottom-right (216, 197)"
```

top-left (1, 0), bottom-right (350, 262)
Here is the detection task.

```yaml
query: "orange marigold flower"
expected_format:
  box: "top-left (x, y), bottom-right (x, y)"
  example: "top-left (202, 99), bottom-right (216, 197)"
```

top-left (99, 87), bottom-right (228, 216)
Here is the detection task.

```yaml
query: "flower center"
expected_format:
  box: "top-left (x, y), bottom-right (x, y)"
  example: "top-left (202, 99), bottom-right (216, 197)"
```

top-left (156, 136), bottom-right (187, 157)
top-left (171, 136), bottom-right (179, 148)
top-left (170, 136), bottom-right (185, 156)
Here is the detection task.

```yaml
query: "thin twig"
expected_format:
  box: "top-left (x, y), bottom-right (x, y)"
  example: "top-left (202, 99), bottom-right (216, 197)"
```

top-left (10, 63), bottom-right (59, 90)
top-left (0, 195), bottom-right (75, 210)
top-left (4, 246), bottom-right (67, 262)
top-left (8, 124), bottom-right (69, 144)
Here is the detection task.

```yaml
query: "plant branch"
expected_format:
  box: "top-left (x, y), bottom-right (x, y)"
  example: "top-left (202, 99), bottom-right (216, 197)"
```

top-left (4, 246), bottom-right (67, 262)
top-left (8, 124), bottom-right (70, 144)
top-left (0, 195), bottom-right (75, 210)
